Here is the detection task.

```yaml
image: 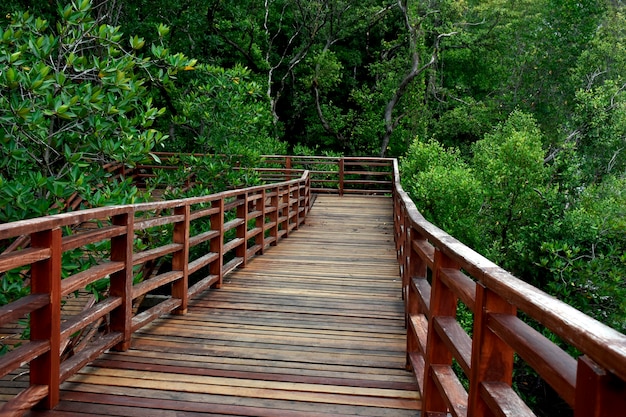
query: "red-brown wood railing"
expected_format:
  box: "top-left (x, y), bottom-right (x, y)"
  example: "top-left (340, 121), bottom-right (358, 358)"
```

top-left (0, 171), bottom-right (310, 415)
top-left (2, 155), bottom-right (626, 417)
top-left (124, 154), bottom-right (394, 196)
top-left (391, 158), bottom-right (626, 416)
top-left (259, 155), bottom-right (394, 195)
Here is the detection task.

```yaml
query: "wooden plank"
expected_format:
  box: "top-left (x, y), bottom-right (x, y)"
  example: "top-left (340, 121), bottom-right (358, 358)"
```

top-left (480, 381), bottom-right (536, 417)
top-left (67, 372), bottom-right (419, 410)
top-left (132, 243), bottom-right (182, 267)
top-left (61, 225), bottom-right (126, 252)
top-left (488, 313), bottom-right (577, 407)
top-left (431, 364), bottom-right (468, 417)
top-left (439, 268), bottom-right (476, 313)
top-left (55, 389), bottom-right (419, 417)
top-left (433, 316), bottom-right (472, 376)
top-left (408, 351), bottom-right (425, 393)
top-left (0, 341), bottom-right (49, 380)
top-left (409, 313), bottom-right (428, 353)
top-left (0, 384), bottom-right (49, 417)
top-left (60, 262), bottom-right (125, 297)
top-left (60, 297), bottom-right (122, 341)
top-left (100, 349), bottom-right (414, 381)
top-left (0, 294), bottom-right (49, 326)
top-left (412, 277), bottom-right (431, 315)
top-left (91, 358), bottom-right (417, 391)
top-left (0, 247), bottom-right (50, 274)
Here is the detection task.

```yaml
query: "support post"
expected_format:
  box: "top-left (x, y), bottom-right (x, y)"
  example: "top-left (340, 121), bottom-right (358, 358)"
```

top-left (269, 186), bottom-right (279, 246)
top-left (210, 198), bottom-right (225, 288)
top-left (172, 204), bottom-right (190, 314)
top-left (467, 283), bottom-right (516, 417)
top-left (422, 248), bottom-right (458, 413)
top-left (110, 212), bottom-right (134, 351)
top-left (257, 189), bottom-right (266, 254)
top-left (30, 227), bottom-right (62, 409)
top-left (285, 156), bottom-right (292, 181)
top-left (339, 158), bottom-right (345, 196)
top-left (574, 355), bottom-right (626, 417)
top-left (236, 193), bottom-right (248, 266)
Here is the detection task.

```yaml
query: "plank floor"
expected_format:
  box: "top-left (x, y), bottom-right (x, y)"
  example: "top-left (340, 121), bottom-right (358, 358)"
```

top-left (19, 195), bottom-right (420, 416)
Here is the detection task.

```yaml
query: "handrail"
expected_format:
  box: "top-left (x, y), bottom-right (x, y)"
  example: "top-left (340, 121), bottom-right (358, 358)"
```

top-left (1, 155), bottom-right (625, 416)
top-left (260, 155), bottom-right (394, 196)
top-left (391, 158), bottom-right (626, 416)
top-left (0, 170), bottom-right (311, 415)
top-left (129, 153), bottom-right (395, 196)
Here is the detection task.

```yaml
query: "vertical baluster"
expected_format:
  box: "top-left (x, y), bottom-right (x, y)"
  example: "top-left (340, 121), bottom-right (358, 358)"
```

top-left (257, 189), bottom-right (266, 254)
top-left (30, 227), bottom-right (62, 408)
top-left (236, 193), bottom-right (248, 266)
top-left (400, 212), bottom-right (408, 306)
top-left (574, 355), bottom-right (626, 417)
top-left (281, 185), bottom-right (290, 238)
top-left (422, 248), bottom-right (458, 413)
top-left (269, 186), bottom-right (279, 246)
top-left (305, 173), bottom-right (311, 216)
top-left (293, 182), bottom-right (301, 230)
top-left (110, 212), bottom-right (134, 351)
top-left (285, 156), bottom-right (292, 181)
top-left (467, 283), bottom-right (516, 417)
top-left (210, 198), bottom-right (224, 288)
top-left (172, 204), bottom-right (190, 314)
top-left (339, 158), bottom-right (345, 196)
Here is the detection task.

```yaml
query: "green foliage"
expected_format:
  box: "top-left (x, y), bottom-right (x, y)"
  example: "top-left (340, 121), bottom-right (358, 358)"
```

top-left (539, 176), bottom-right (626, 332)
top-left (401, 139), bottom-right (483, 249)
top-left (471, 111), bottom-right (549, 259)
top-left (0, 2), bottom-right (195, 221)
top-left (165, 64), bottom-right (284, 156)
top-left (403, 106), bottom-right (626, 337)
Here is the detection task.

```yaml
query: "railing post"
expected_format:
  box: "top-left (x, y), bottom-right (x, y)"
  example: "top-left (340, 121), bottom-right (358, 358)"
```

top-left (305, 173), bottom-right (312, 216)
top-left (292, 183), bottom-right (300, 231)
top-left (269, 186), bottom-right (279, 246)
top-left (298, 180), bottom-right (306, 226)
top-left (281, 185), bottom-right (290, 238)
top-left (422, 248), bottom-right (458, 413)
top-left (286, 156), bottom-right (292, 181)
top-left (236, 193), bottom-right (249, 266)
top-left (210, 198), bottom-right (225, 288)
top-left (574, 355), bottom-right (626, 417)
top-left (401, 214), bottom-right (411, 302)
top-left (172, 204), bottom-right (190, 314)
top-left (467, 283), bottom-right (516, 417)
top-left (110, 212), bottom-right (134, 351)
top-left (339, 158), bottom-right (345, 196)
top-left (30, 227), bottom-right (62, 409)
top-left (257, 189), bottom-right (266, 254)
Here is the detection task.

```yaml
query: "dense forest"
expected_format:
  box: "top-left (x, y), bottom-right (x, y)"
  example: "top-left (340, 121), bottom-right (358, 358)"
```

top-left (1, 1), bottom-right (625, 414)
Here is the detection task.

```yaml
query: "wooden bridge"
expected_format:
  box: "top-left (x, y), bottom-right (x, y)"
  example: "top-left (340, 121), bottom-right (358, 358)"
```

top-left (1, 156), bottom-right (625, 417)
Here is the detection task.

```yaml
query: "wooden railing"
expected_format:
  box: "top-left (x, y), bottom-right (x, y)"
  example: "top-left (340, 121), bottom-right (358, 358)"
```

top-left (124, 154), bottom-right (394, 196)
top-left (391, 159), bottom-right (626, 416)
top-left (0, 171), bottom-right (310, 415)
top-left (2, 155), bottom-right (626, 417)
top-left (259, 155), bottom-right (394, 195)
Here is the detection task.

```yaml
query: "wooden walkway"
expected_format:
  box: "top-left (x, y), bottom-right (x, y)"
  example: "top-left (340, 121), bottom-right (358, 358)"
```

top-left (20, 195), bottom-right (420, 417)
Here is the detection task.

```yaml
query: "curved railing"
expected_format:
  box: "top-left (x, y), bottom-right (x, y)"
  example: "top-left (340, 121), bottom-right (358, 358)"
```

top-left (1, 155), bottom-right (625, 417)
top-left (0, 171), bottom-right (310, 415)
top-left (391, 159), bottom-right (626, 416)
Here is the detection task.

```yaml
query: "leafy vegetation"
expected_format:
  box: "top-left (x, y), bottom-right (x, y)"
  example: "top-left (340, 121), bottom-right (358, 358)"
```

top-left (2, 1), bottom-right (626, 414)
top-left (0, 1), bottom-right (281, 332)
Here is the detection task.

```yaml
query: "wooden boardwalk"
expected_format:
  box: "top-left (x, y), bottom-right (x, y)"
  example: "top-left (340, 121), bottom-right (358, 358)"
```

top-left (19, 195), bottom-right (420, 417)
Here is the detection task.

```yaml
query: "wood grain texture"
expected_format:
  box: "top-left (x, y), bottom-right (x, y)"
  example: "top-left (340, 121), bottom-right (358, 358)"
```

top-left (12, 195), bottom-right (420, 417)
